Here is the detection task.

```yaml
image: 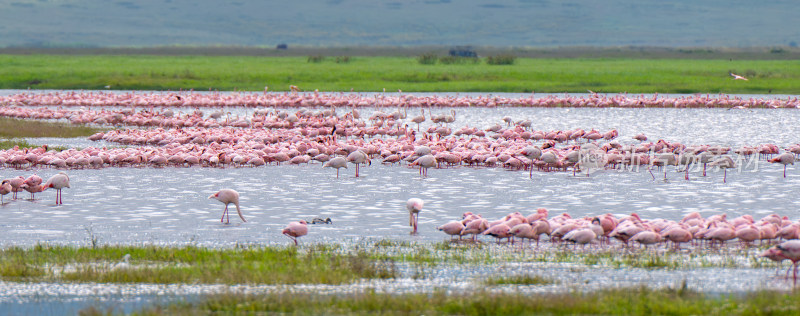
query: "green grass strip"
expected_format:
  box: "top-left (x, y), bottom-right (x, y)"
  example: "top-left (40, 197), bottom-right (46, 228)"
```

top-left (0, 117), bottom-right (104, 139)
top-left (123, 288), bottom-right (800, 315)
top-left (1, 55), bottom-right (799, 93)
top-left (0, 244), bottom-right (396, 285)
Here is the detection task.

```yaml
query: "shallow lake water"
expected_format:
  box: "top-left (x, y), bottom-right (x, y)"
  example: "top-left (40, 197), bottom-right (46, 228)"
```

top-left (2, 92), bottom-right (800, 314)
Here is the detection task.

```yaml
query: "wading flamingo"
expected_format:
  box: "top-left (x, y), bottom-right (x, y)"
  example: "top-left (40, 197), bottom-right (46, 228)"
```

top-left (282, 220), bottom-right (309, 245)
top-left (769, 152), bottom-right (795, 178)
top-left (208, 189), bottom-right (246, 224)
top-left (411, 154), bottom-right (437, 178)
top-left (407, 198), bottom-right (423, 234)
top-left (43, 172), bottom-right (70, 205)
top-left (0, 180), bottom-right (11, 204)
top-left (776, 240), bottom-right (800, 281)
top-left (346, 150), bottom-right (371, 177)
top-left (323, 157), bottom-right (348, 178)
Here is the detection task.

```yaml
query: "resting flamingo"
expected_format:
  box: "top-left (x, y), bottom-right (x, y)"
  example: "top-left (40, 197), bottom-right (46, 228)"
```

top-left (3, 176), bottom-right (24, 200)
top-left (43, 172), bottom-right (70, 205)
top-left (208, 189), bottom-right (246, 224)
top-left (282, 220), bottom-right (309, 245)
top-left (407, 198), bottom-right (423, 234)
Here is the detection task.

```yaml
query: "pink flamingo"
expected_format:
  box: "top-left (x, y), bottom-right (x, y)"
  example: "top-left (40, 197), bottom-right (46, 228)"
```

top-left (438, 221), bottom-right (465, 240)
top-left (323, 157), bottom-right (347, 178)
top-left (410, 154), bottom-right (437, 178)
top-left (21, 183), bottom-right (45, 201)
top-left (346, 150), bottom-right (370, 177)
top-left (3, 176), bottom-right (24, 200)
top-left (729, 72), bottom-right (748, 81)
top-left (208, 189), bottom-right (246, 224)
top-left (43, 172), bottom-right (70, 205)
top-left (407, 198), bottom-right (423, 234)
top-left (769, 152), bottom-right (795, 178)
top-left (775, 240), bottom-right (800, 281)
top-left (0, 180), bottom-right (11, 204)
top-left (282, 220), bottom-right (309, 245)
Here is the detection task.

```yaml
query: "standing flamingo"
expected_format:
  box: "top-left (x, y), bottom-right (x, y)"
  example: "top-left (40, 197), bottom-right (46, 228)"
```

top-left (43, 172), bottom-right (70, 205)
top-left (282, 220), bottom-right (309, 245)
top-left (21, 183), bottom-right (45, 201)
top-left (407, 198), bottom-right (423, 234)
top-left (3, 176), bottom-right (24, 200)
top-left (709, 156), bottom-right (736, 183)
top-left (346, 150), bottom-right (371, 177)
top-left (208, 189), bottom-right (246, 224)
top-left (0, 180), bottom-right (11, 204)
top-left (411, 154), bottom-right (437, 178)
top-left (323, 157), bottom-right (348, 178)
top-left (769, 152), bottom-right (795, 178)
top-left (775, 240), bottom-right (800, 281)
top-left (410, 109), bottom-right (426, 131)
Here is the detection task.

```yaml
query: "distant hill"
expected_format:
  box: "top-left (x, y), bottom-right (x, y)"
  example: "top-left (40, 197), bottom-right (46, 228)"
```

top-left (0, 0), bottom-right (797, 48)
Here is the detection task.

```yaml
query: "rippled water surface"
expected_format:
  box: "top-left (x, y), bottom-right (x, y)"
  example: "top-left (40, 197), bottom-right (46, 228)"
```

top-left (3, 92), bottom-right (800, 314)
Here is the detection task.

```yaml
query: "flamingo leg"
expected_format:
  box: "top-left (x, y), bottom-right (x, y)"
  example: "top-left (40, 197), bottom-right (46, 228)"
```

top-left (723, 169), bottom-right (727, 183)
top-left (221, 205), bottom-right (228, 223)
top-left (784, 165), bottom-right (788, 178)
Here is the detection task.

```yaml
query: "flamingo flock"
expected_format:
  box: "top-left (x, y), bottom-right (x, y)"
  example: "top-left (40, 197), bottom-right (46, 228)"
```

top-left (436, 208), bottom-right (800, 255)
top-left (1, 172), bottom-right (70, 205)
top-left (1, 92), bottom-right (799, 183)
top-left (2, 91), bottom-right (800, 109)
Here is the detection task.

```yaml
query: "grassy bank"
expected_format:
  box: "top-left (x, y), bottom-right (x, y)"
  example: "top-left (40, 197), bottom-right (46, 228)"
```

top-left (0, 117), bottom-right (104, 139)
top-left (1, 54), bottom-right (798, 93)
top-left (0, 244), bottom-right (395, 285)
top-left (124, 288), bottom-right (800, 315)
top-left (0, 117), bottom-right (104, 150)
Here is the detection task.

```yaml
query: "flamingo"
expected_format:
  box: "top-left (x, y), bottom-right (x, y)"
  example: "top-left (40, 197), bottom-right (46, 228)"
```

top-left (411, 154), bottom-right (437, 178)
top-left (0, 180), bottom-right (11, 204)
top-left (21, 183), bottom-right (45, 201)
top-left (43, 172), bottom-right (70, 205)
top-left (407, 198), bottom-right (423, 234)
top-left (769, 152), bottom-right (795, 178)
top-left (208, 189), bottom-right (246, 224)
top-left (709, 156), bottom-right (736, 183)
top-left (775, 240), bottom-right (800, 281)
top-left (282, 220), bottom-right (309, 245)
top-left (410, 109), bottom-right (426, 131)
top-left (323, 157), bottom-right (348, 178)
top-left (729, 72), bottom-right (748, 81)
top-left (438, 221), bottom-right (465, 239)
top-left (346, 150), bottom-right (370, 177)
top-left (3, 176), bottom-right (24, 200)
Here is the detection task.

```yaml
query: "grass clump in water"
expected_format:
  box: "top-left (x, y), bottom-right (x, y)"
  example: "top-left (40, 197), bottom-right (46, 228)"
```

top-left (0, 117), bottom-right (105, 138)
top-left (484, 274), bottom-right (555, 286)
